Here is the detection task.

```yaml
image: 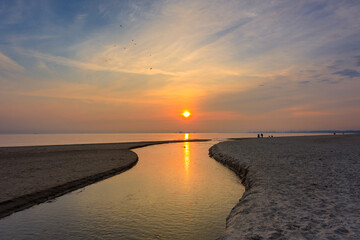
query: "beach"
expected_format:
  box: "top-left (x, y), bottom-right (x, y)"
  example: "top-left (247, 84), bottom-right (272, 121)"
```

top-left (210, 134), bottom-right (360, 239)
top-left (0, 139), bottom-right (208, 219)
top-left (1, 135), bottom-right (359, 239)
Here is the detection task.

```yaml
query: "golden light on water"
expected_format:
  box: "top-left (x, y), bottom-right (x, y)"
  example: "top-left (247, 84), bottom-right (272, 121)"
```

top-left (182, 110), bottom-right (191, 118)
top-left (184, 142), bottom-right (190, 174)
top-left (184, 133), bottom-right (189, 140)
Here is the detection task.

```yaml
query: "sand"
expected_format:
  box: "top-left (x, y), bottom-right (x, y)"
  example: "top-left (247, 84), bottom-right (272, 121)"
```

top-left (209, 135), bottom-right (360, 239)
top-left (0, 139), bottom-right (208, 219)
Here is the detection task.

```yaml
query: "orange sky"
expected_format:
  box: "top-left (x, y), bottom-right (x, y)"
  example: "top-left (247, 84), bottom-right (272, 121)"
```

top-left (1, 1), bottom-right (360, 133)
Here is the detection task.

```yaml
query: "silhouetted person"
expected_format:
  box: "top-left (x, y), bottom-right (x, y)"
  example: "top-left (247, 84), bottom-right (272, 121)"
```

top-left (261, 133), bottom-right (263, 138)
top-left (257, 134), bottom-right (260, 138)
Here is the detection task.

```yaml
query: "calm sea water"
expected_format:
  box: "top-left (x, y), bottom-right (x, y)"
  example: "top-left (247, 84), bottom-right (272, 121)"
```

top-left (0, 132), bottom-right (323, 147)
top-left (0, 133), bottom-right (327, 239)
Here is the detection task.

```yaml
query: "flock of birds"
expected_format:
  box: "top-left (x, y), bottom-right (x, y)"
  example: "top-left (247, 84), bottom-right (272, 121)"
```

top-left (104, 24), bottom-right (153, 71)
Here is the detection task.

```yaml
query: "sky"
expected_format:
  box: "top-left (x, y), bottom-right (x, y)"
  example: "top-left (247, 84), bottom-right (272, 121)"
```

top-left (0, 0), bottom-right (360, 133)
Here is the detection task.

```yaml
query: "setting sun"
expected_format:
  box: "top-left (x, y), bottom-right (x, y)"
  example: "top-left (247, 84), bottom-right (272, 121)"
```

top-left (182, 111), bottom-right (191, 118)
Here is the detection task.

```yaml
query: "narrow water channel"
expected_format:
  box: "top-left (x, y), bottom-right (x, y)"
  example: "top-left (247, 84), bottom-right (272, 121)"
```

top-left (0, 141), bottom-right (244, 239)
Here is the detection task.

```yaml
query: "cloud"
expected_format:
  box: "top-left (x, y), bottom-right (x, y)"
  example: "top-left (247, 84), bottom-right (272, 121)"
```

top-left (355, 56), bottom-right (360, 66)
top-left (1, 0), bottom-right (360, 132)
top-left (300, 2), bottom-right (328, 16)
top-left (199, 79), bottom-right (299, 115)
top-left (333, 69), bottom-right (360, 78)
top-left (0, 52), bottom-right (24, 72)
top-left (318, 79), bottom-right (342, 84)
top-left (292, 111), bottom-right (331, 117)
top-left (7, 34), bottom-right (57, 44)
top-left (298, 80), bottom-right (310, 85)
top-left (196, 17), bottom-right (253, 48)
top-left (24, 49), bottom-right (174, 76)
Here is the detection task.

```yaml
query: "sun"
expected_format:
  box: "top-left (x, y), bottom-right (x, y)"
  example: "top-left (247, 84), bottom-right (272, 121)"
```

top-left (182, 110), bottom-right (191, 118)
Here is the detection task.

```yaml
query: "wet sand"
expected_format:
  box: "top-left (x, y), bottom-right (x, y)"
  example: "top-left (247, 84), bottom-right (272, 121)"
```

top-left (0, 139), bottom-right (208, 219)
top-left (209, 135), bottom-right (360, 239)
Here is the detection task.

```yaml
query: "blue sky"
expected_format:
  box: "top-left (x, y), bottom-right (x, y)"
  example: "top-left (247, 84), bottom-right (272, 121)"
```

top-left (0, 0), bottom-right (360, 133)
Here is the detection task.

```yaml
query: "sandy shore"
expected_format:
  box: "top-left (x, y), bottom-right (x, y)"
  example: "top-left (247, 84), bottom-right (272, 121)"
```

top-left (0, 139), bottom-right (208, 219)
top-left (210, 135), bottom-right (360, 239)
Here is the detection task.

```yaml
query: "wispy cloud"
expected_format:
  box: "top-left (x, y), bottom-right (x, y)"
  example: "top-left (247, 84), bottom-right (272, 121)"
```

top-left (24, 49), bottom-right (175, 76)
top-left (1, 0), bottom-right (360, 132)
top-left (0, 52), bottom-right (24, 72)
top-left (333, 69), bottom-right (360, 78)
top-left (355, 56), bottom-right (360, 66)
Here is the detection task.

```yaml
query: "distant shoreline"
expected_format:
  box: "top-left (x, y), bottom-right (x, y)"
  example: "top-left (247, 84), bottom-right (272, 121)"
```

top-left (209, 134), bottom-right (360, 239)
top-left (0, 139), bottom-right (209, 219)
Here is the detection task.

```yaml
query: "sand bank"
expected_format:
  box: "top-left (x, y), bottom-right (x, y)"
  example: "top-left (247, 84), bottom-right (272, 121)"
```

top-left (0, 139), bottom-right (208, 219)
top-left (210, 135), bottom-right (360, 239)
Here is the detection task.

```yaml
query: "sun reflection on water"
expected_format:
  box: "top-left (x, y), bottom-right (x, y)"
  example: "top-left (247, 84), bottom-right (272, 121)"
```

top-left (184, 133), bottom-right (189, 140)
top-left (0, 139), bottom-right (245, 240)
top-left (183, 141), bottom-right (190, 175)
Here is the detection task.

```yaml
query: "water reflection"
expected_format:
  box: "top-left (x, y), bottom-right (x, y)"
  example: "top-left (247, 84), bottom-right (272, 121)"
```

top-left (184, 133), bottom-right (189, 140)
top-left (0, 141), bottom-right (244, 240)
top-left (183, 142), bottom-right (190, 175)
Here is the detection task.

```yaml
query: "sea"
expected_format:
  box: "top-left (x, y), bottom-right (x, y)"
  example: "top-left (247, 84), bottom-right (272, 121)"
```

top-left (0, 132), bottom-right (329, 239)
top-left (0, 132), bottom-right (327, 147)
